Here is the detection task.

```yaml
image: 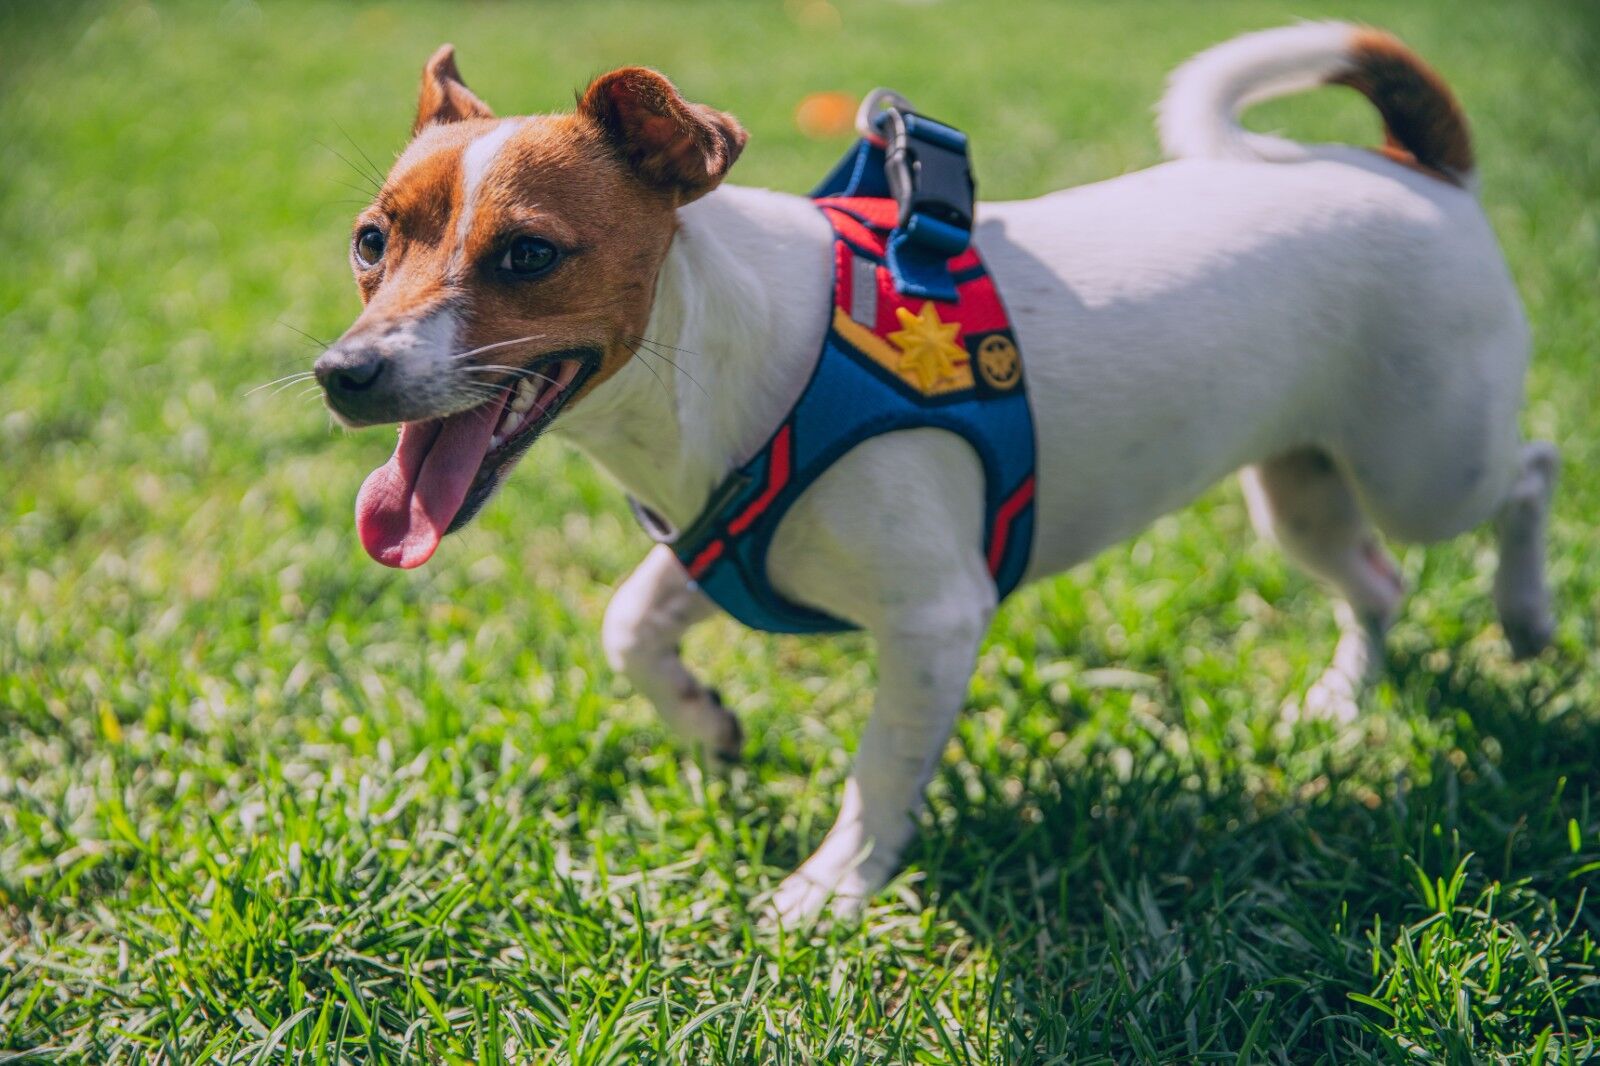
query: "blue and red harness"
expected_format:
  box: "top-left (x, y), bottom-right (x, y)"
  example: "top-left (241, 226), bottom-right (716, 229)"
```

top-left (634, 105), bottom-right (1037, 634)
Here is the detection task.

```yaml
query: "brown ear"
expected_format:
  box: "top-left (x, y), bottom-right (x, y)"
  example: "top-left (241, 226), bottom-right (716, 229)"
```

top-left (414, 45), bottom-right (493, 135)
top-left (578, 68), bottom-right (747, 203)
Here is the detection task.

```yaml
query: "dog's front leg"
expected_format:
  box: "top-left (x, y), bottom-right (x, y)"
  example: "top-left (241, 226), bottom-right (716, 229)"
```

top-left (768, 588), bottom-right (994, 925)
top-left (603, 544), bottom-right (743, 759)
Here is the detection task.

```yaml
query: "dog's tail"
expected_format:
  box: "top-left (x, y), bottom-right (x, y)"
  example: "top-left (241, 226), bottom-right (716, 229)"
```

top-left (1158, 22), bottom-right (1474, 187)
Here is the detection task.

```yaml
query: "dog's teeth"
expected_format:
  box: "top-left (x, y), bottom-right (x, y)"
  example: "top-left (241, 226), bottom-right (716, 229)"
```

top-left (489, 434), bottom-right (504, 449)
top-left (511, 379), bottom-right (537, 412)
top-left (497, 409), bottom-right (520, 437)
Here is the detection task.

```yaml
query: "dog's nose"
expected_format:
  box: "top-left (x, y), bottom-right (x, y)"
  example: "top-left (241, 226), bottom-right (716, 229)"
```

top-left (315, 348), bottom-right (386, 395)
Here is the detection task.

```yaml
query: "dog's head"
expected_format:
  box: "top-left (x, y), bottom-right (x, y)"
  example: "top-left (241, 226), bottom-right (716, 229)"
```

top-left (315, 46), bottom-right (746, 568)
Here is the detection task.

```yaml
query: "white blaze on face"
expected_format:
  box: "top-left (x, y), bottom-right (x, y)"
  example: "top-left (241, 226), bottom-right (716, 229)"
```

top-left (453, 118), bottom-right (524, 270)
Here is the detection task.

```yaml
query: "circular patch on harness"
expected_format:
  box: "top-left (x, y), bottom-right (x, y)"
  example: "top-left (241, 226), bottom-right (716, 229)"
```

top-left (976, 334), bottom-right (1020, 391)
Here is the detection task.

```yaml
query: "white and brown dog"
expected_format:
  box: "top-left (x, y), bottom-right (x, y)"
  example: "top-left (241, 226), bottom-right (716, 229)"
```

top-left (316, 23), bottom-right (1558, 923)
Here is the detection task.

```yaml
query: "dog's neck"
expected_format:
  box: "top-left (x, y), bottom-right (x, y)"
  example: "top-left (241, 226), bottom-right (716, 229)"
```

top-left (554, 184), bottom-right (832, 530)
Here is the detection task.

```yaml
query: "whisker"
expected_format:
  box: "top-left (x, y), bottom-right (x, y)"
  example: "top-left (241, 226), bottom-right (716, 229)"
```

top-left (277, 320), bottom-right (332, 349)
top-left (628, 337), bottom-right (708, 398)
top-left (454, 383), bottom-right (507, 403)
top-left (334, 119), bottom-right (388, 188)
top-left (463, 387), bottom-right (512, 428)
top-left (629, 335), bottom-right (702, 377)
top-left (270, 376), bottom-right (319, 398)
top-left (454, 377), bottom-right (516, 402)
top-left (449, 334), bottom-right (554, 362)
top-left (315, 140), bottom-right (383, 194)
top-left (623, 339), bottom-right (672, 400)
top-left (247, 371), bottom-right (317, 397)
top-left (263, 351), bottom-right (318, 371)
top-left (630, 335), bottom-right (700, 357)
top-left (457, 364), bottom-right (564, 389)
top-left (329, 176), bottom-right (381, 201)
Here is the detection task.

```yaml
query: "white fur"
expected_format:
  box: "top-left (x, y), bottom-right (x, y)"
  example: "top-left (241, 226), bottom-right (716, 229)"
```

top-left (554, 27), bottom-right (1554, 923)
top-left (1158, 21), bottom-right (1357, 165)
top-left (454, 118), bottom-right (523, 267)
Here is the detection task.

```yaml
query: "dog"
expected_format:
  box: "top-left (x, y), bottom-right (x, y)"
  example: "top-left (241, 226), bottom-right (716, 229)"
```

top-left (314, 22), bottom-right (1558, 923)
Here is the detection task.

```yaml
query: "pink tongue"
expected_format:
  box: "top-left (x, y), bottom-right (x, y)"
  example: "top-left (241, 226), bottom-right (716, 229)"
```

top-left (354, 394), bottom-right (507, 568)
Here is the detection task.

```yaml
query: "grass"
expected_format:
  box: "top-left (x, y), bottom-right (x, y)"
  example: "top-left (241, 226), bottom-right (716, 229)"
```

top-left (1, 0), bottom-right (1598, 1061)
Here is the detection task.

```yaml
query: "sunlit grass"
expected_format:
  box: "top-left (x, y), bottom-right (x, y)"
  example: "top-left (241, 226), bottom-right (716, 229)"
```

top-left (1, 0), bottom-right (1597, 1061)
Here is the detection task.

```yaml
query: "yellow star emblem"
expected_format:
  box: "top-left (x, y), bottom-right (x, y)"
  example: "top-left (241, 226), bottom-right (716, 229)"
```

top-left (887, 302), bottom-right (965, 392)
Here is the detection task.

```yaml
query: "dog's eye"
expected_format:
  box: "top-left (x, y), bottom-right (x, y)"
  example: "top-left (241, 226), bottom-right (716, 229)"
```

top-left (499, 236), bottom-right (560, 277)
top-left (354, 226), bottom-right (386, 268)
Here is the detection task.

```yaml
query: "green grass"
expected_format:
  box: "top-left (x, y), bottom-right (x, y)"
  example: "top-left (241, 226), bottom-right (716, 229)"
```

top-left (2, 0), bottom-right (1598, 1061)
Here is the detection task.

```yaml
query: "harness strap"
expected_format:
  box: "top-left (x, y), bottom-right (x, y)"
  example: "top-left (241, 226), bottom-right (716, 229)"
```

top-left (811, 97), bottom-right (976, 301)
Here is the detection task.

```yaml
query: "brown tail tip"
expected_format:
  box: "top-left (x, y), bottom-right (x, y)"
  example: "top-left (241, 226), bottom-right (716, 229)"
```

top-left (1332, 28), bottom-right (1474, 184)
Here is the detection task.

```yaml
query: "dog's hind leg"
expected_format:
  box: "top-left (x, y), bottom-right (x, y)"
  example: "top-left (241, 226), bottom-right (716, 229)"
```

top-left (602, 545), bottom-right (743, 759)
top-left (1494, 441), bottom-right (1560, 659)
top-left (1241, 448), bottom-right (1405, 722)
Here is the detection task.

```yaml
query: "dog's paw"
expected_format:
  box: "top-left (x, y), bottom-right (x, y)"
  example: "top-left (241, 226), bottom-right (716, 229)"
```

top-left (1295, 670), bottom-right (1362, 725)
top-left (762, 856), bottom-right (888, 929)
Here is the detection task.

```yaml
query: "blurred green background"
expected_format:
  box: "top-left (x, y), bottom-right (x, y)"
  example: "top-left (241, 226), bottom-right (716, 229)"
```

top-left (1, 0), bottom-right (1597, 1061)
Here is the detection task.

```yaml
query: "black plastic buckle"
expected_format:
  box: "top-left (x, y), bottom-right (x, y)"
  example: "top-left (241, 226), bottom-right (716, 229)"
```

top-left (882, 109), bottom-right (975, 251)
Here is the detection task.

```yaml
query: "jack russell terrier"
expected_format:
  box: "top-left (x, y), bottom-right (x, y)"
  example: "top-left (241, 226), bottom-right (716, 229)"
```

top-left (315, 23), bottom-right (1558, 923)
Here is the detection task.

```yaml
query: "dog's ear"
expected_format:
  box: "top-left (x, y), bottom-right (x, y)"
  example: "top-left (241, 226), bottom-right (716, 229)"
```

top-left (414, 44), bottom-right (494, 135)
top-left (578, 67), bottom-right (747, 204)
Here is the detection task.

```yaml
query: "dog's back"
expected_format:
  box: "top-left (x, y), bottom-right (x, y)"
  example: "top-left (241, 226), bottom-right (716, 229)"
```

top-left (968, 23), bottom-right (1527, 577)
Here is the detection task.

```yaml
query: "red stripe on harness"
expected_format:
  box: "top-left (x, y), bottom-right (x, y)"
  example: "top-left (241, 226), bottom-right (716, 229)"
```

top-left (986, 476), bottom-right (1035, 577)
top-left (819, 205), bottom-right (887, 254)
top-left (687, 538), bottom-right (725, 579)
top-left (727, 423), bottom-right (794, 536)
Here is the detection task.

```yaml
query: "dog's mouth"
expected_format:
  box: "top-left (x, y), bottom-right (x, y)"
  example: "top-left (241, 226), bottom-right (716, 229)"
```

top-left (354, 351), bottom-right (597, 569)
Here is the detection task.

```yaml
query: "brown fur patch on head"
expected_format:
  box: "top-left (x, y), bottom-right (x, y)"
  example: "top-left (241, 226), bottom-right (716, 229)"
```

top-left (1332, 28), bottom-right (1473, 184)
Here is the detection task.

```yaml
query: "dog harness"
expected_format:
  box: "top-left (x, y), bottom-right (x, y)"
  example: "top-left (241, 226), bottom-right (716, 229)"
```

top-left (633, 98), bottom-right (1037, 633)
